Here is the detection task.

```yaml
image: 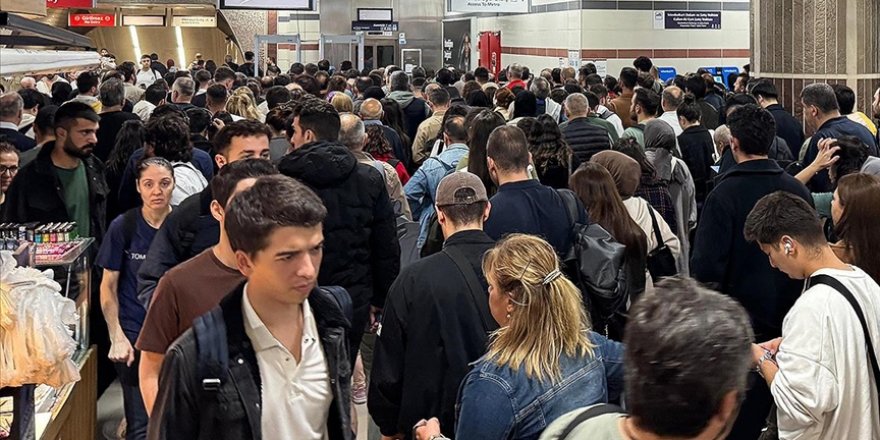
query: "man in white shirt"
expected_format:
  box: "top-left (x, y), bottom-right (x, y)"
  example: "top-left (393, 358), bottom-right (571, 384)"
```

top-left (588, 83), bottom-right (625, 137)
top-left (136, 54), bottom-right (160, 89)
top-left (745, 191), bottom-right (880, 440)
top-left (148, 175), bottom-right (353, 440)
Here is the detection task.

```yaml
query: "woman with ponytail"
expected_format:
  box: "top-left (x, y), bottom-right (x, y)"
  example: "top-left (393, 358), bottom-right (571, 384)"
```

top-left (427, 234), bottom-right (625, 440)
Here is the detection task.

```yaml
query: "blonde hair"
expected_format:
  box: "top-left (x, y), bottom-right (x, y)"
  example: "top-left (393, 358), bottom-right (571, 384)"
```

top-left (482, 234), bottom-right (594, 382)
top-left (330, 93), bottom-right (353, 114)
top-left (226, 89), bottom-right (262, 122)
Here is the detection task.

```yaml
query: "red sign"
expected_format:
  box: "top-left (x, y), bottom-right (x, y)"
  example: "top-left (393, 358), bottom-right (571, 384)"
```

top-left (68, 13), bottom-right (116, 27)
top-left (48, 0), bottom-right (97, 8)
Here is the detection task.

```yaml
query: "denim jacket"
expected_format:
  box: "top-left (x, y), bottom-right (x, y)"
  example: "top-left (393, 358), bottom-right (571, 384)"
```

top-left (403, 143), bottom-right (469, 247)
top-left (455, 332), bottom-right (624, 440)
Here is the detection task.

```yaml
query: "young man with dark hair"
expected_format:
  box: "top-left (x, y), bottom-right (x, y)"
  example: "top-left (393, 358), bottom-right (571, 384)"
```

top-left (621, 88), bottom-right (660, 149)
top-left (136, 120), bottom-right (271, 310)
top-left (278, 97), bottom-right (399, 363)
top-left (751, 80), bottom-right (806, 159)
top-left (801, 83), bottom-right (879, 192)
top-left (148, 174), bottom-right (354, 440)
top-left (190, 69), bottom-right (213, 108)
top-left (205, 84), bottom-right (230, 116)
top-left (137, 159), bottom-right (276, 415)
top-left (1, 101), bottom-right (107, 240)
top-left (691, 104), bottom-right (812, 440)
top-left (483, 125), bottom-right (587, 256)
top-left (18, 104), bottom-right (58, 167)
top-left (683, 74), bottom-right (719, 129)
top-left (213, 66), bottom-right (237, 91)
top-left (371, 173), bottom-right (496, 439)
top-left (133, 83), bottom-right (166, 122)
top-left (237, 50), bottom-right (262, 78)
top-left (538, 278), bottom-right (754, 440)
top-left (744, 191), bottom-right (880, 440)
top-left (832, 83), bottom-right (878, 138)
top-left (405, 115), bottom-right (470, 248)
top-left (412, 87), bottom-right (451, 165)
top-left (69, 71), bottom-right (102, 113)
top-left (608, 67), bottom-right (638, 129)
top-left (137, 54), bottom-right (161, 89)
top-left (16, 88), bottom-right (46, 138)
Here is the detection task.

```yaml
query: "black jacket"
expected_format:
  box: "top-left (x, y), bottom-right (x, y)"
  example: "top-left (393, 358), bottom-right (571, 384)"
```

top-left (677, 125), bottom-right (716, 204)
top-left (136, 187), bottom-right (219, 307)
top-left (369, 230), bottom-right (497, 439)
top-left (562, 117), bottom-right (612, 165)
top-left (278, 141), bottom-right (400, 310)
top-left (698, 100), bottom-right (720, 129)
top-left (148, 283), bottom-right (353, 440)
top-left (691, 159), bottom-right (811, 341)
top-left (803, 116), bottom-right (879, 192)
top-left (237, 62), bottom-right (263, 78)
top-left (1, 141), bottom-right (108, 241)
top-left (765, 104), bottom-right (805, 159)
top-left (0, 127), bottom-right (36, 152)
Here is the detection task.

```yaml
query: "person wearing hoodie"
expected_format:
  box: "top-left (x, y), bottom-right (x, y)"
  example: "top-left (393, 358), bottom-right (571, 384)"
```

top-left (643, 120), bottom-right (696, 276)
top-left (68, 71), bottom-right (103, 113)
top-left (795, 136), bottom-right (880, 218)
top-left (278, 96), bottom-right (400, 361)
top-left (386, 71), bottom-right (431, 144)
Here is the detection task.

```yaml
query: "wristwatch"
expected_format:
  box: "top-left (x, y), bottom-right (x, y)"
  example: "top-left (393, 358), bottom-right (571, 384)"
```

top-left (755, 349), bottom-right (775, 378)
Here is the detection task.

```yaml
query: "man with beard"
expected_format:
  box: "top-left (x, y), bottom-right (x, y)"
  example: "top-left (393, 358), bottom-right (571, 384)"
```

top-left (1, 102), bottom-right (108, 241)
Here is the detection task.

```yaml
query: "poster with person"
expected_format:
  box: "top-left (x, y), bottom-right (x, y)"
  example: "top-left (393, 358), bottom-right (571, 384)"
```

top-left (442, 20), bottom-right (472, 71)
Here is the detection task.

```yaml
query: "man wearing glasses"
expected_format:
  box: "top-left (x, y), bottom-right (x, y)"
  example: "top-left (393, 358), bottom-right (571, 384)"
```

top-left (136, 55), bottom-right (161, 89)
top-left (0, 142), bottom-right (18, 207)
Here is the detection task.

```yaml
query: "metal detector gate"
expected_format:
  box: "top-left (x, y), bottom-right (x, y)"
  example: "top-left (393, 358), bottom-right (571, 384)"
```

top-left (319, 33), bottom-right (365, 72)
top-left (253, 34), bottom-right (303, 74)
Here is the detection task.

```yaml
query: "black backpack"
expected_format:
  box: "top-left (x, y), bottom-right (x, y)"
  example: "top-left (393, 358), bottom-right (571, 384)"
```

top-left (557, 189), bottom-right (631, 337)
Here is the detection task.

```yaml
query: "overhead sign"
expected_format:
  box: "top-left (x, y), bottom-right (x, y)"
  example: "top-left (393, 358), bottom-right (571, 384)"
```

top-left (122, 15), bottom-right (165, 26)
top-left (172, 16), bottom-right (217, 27)
top-left (351, 21), bottom-right (398, 32)
top-left (358, 8), bottom-right (392, 21)
top-left (47, 0), bottom-right (95, 8)
top-left (654, 10), bottom-right (722, 30)
top-left (68, 13), bottom-right (116, 27)
top-left (449, 0), bottom-right (528, 13)
top-left (219, 0), bottom-right (312, 10)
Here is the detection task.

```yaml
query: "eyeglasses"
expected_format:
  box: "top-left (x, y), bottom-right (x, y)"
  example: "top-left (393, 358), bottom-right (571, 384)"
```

top-left (0, 165), bottom-right (19, 176)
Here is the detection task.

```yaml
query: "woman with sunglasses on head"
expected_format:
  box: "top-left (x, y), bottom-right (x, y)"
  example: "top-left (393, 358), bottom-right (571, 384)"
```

top-left (414, 234), bottom-right (625, 440)
top-left (96, 157), bottom-right (174, 440)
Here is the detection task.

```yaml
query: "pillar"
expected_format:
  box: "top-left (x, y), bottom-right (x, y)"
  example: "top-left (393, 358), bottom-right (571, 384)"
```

top-left (751, 0), bottom-right (880, 128)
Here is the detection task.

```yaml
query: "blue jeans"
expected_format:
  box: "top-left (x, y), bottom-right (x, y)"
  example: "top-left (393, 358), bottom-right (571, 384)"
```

top-left (113, 351), bottom-right (148, 440)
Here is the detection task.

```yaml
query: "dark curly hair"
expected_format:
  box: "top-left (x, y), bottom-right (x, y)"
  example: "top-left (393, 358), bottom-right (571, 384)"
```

top-left (364, 125), bottom-right (392, 157)
top-left (145, 112), bottom-right (192, 163)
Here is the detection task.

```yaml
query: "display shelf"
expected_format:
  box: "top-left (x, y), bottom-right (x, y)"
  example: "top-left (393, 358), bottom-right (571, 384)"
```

top-left (31, 238), bottom-right (94, 267)
top-left (34, 348), bottom-right (96, 440)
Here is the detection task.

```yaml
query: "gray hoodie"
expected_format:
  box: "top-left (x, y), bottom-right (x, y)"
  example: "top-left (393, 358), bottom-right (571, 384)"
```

top-left (387, 90), bottom-right (418, 109)
top-left (860, 156), bottom-right (880, 176)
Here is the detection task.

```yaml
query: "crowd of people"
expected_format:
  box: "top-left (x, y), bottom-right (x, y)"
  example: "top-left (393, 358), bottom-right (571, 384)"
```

top-left (0, 51), bottom-right (879, 440)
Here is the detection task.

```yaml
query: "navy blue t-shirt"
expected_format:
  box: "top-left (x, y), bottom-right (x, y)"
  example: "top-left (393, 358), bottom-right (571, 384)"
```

top-left (96, 209), bottom-right (159, 344)
top-left (484, 179), bottom-right (587, 256)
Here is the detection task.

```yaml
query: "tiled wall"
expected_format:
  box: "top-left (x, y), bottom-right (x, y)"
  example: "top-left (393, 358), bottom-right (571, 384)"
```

top-left (753, 0), bottom-right (880, 127)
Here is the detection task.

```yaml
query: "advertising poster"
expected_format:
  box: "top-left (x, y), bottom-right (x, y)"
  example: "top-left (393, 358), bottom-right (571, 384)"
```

top-left (442, 19), bottom-right (472, 71)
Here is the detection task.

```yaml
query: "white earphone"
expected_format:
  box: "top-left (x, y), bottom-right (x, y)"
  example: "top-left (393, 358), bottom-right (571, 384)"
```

top-left (784, 241), bottom-right (793, 255)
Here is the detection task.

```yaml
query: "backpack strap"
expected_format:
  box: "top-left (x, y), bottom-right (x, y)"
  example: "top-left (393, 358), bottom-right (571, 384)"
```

top-left (443, 245), bottom-right (494, 333)
top-left (320, 286), bottom-right (353, 325)
top-left (370, 161), bottom-right (388, 184)
top-left (645, 203), bottom-right (666, 253)
top-left (193, 307), bottom-right (229, 392)
top-left (556, 188), bottom-right (580, 228)
top-left (557, 404), bottom-right (625, 439)
top-left (120, 208), bottom-right (140, 252)
top-left (807, 274), bottom-right (880, 403)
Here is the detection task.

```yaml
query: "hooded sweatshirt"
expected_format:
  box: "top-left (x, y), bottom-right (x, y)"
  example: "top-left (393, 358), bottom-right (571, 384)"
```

top-left (277, 141), bottom-right (400, 313)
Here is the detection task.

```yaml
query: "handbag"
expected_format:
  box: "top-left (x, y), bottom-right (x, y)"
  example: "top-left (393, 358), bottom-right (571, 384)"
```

top-left (645, 204), bottom-right (677, 280)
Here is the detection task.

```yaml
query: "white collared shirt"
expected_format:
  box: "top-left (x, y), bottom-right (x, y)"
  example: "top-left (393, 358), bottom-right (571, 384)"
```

top-left (242, 285), bottom-right (332, 440)
top-left (0, 121), bottom-right (19, 131)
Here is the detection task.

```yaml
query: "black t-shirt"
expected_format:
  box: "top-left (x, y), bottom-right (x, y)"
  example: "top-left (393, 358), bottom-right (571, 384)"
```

top-left (95, 111), bottom-right (140, 162)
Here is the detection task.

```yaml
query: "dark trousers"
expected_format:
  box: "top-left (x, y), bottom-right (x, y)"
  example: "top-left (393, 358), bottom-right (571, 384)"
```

top-left (349, 303), bottom-right (371, 368)
top-left (728, 372), bottom-right (773, 440)
top-left (114, 351), bottom-right (148, 440)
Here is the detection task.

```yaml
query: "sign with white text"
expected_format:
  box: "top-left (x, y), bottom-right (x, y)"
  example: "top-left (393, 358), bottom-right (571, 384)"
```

top-left (450, 0), bottom-right (528, 13)
top-left (654, 10), bottom-right (722, 30)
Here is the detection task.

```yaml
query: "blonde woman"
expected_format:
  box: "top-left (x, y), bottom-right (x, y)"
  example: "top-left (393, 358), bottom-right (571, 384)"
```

top-left (329, 92), bottom-right (353, 114)
top-left (416, 234), bottom-right (625, 439)
top-left (226, 88), bottom-right (264, 122)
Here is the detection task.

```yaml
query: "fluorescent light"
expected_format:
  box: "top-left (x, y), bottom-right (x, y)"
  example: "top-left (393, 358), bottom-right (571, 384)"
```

top-left (174, 26), bottom-right (186, 69)
top-left (129, 26), bottom-right (141, 61)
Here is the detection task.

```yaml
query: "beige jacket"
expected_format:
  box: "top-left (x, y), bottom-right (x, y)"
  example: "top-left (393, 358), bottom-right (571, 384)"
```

top-left (412, 110), bottom-right (445, 165)
top-left (353, 151), bottom-right (412, 221)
